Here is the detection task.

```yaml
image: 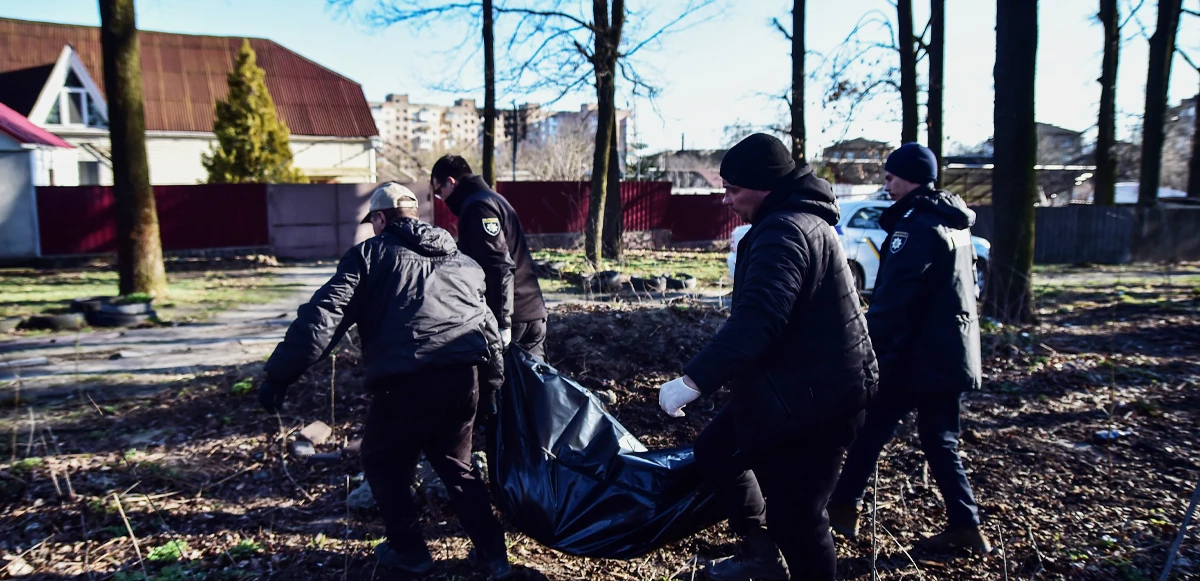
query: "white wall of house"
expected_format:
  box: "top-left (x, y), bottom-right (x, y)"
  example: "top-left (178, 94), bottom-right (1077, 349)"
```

top-left (46, 129), bottom-right (377, 186)
top-left (0, 135), bottom-right (41, 258)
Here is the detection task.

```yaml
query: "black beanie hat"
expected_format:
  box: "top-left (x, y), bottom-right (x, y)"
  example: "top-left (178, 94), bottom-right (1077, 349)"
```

top-left (719, 133), bottom-right (797, 190)
top-left (885, 142), bottom-right (939, 185)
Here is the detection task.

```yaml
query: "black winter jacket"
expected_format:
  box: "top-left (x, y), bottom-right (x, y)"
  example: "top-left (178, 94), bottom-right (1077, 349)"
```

top-left (869, 187), bottom-right (982, 394)
top-left (445, 176), bottom-right (547, 328)
top-left (264, 219), bottom-right (505, 392)
top-left (683, 166), bottom-right (878, 447)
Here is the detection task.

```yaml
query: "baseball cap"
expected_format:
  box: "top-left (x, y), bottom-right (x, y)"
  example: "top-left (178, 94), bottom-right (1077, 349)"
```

top-left (361, 183), bottom-right (419, 224)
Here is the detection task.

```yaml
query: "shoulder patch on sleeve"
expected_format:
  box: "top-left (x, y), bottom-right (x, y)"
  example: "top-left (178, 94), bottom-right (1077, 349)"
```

top-left (481, 217), bottom-right (501, 236)
top-left (889, 231), bottom-right (909, 253)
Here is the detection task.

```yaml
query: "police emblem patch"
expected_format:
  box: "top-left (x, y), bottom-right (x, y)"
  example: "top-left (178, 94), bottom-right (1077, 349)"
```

top-left (890, 232), bottom-right (908, 253)
top-left (482, 218), bottom-right (501, 236)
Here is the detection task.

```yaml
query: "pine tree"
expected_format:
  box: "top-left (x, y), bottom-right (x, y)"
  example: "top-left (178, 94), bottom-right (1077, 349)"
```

top-left (203, 39), bottom-right (307, 184)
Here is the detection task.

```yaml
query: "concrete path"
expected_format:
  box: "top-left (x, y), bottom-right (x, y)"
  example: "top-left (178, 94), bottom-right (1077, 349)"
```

top-left (0, 265), bottom-right (334, 403)
top-left (0, 265), bottom-right (732, 404)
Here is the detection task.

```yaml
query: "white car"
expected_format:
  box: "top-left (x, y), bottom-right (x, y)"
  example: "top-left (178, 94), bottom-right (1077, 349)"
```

top-left (727, 200), bottom-right (991, 295)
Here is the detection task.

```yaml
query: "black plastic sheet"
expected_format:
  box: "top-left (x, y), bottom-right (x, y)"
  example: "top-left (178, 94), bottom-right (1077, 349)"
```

top-left (488, 348), bottom-right (724, 559)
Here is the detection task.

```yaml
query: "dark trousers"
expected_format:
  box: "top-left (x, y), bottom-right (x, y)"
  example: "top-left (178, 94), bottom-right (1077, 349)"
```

top-left (361, 365), bottom-right (507, 560)
top-left (831, 388), bottom-right (981, 528)
top-left (694, 406), bottom-right (861, 581)
top-left (511, 318), bottom-right (547, 359)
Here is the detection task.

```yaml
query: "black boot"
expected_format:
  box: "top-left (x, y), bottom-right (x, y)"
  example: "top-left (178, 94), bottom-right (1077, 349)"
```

top-left (374, 541), bottom-right (434, 574)
top-left (705, 529), bottom-right (789, 581)
top-left (467, 546), bottom-right (515, 580)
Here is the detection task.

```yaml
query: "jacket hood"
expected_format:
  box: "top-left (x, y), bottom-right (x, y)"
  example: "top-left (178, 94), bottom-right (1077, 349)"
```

top-left (444, 175), bottom-right (492, 216)
top-left (881, 187), bottom-right (975, 232)
top-left (383, 218), bottom-right (457, 257)
top-left (752, 164), bottom-right (840, 226)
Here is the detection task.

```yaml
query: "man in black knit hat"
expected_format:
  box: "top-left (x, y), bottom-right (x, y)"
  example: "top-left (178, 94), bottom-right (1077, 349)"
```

top-left (658, 133), bottom-right (877, 580)
top-left (827, 142), bottom-right (992, 554)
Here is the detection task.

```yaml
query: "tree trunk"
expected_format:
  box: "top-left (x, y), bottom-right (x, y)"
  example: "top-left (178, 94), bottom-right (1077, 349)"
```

top-left (928, 0), bottom-right (944, 187)
top-left (986, 0), bottom-right (1038, 324)
top-left (585, 0), bottom-right (622, 267)
top-left (1094, 0), bottom-right (1120, 206)
top-left (1188, 76), bottom-right (1200, 198)
top-left (482, 0), bottom-right (496, 186)
top-left (1138, 0), bottom-right (1182, 207)
top-left (602, 119), bottom-right (623, 259)
top-left (790, 0), bottom-right (806, 162)
top-left (898, 0), bottom-right (919, 144)
top-left (99, 0), bottom-right (167, 297)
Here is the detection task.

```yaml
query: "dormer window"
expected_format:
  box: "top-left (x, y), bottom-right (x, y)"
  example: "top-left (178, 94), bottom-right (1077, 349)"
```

top-left (45, 71), bottom-right (107, 129)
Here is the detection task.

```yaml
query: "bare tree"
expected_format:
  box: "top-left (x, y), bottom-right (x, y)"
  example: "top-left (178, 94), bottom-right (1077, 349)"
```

top-left (499, 115), bottom-right (594, 180)
top-left (497, 0), bottom-right (717, 265)
top-left (99, 0), bottom-right (167, 296)
top-left (1138, 0), bottom-right (1183, 206)
top-left (772, 1), bottom-right (807, 161)
top-left (928, 0), bottom-right (944, 186)
top-left (1095, 0), bottom-right (1121, 206)
top-left (987, 0), bottom-right (1038, 324)
top-left (816, 11), bottom-right (900, 140)
top-left (897, 0), bottom-right (919, 143)
top-left (332, 1), bottom-right (498, 183)
top-left (1190, 75), bottom-right (1200, 198)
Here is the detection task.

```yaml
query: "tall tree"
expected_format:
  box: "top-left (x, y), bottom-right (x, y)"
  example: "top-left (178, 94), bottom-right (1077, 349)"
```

top-left (498, 0), bottom-right (714, 266)
top-left (1190, 78), bottom-right (1200, 198)
top-left (987, 0), bottom-right (1039, 324)
top-left (99, 0), bottom-right (167, 297)
top-left (1095, 0), bottom-right (1121, 206)
top-left (772, 1), bottom-right (807, 161)
top-left (602, 117), bottom-right (622, 258)
top-left (203, 40), bottom-right (307, 184)
top-left (1138, 0), bottom-right (1183, 206)
top-left (928, 0), bottom-right (944, 186)
top-left (897, 0), bottom-right (919, 143)
top-left (482, 0), bottom-right (496, 185)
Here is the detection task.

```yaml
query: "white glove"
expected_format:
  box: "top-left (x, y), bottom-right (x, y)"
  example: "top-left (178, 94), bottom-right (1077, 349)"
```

top-left (659, 376), bottom-right (701, 417)
top-left (500, 328), bottom-right (512, 345)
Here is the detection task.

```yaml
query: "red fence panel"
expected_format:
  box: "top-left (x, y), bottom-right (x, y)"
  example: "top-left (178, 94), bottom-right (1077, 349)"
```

top-left (433, 181), bottom-right (674, 236)
top-left (667, 193), bottom-right (740, 242)
top-left (37, 184), bottom-right (269, 256)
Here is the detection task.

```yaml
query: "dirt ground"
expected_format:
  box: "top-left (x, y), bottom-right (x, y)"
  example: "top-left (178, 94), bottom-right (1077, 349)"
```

top-left (0, 275), bottom-right (1197, 580)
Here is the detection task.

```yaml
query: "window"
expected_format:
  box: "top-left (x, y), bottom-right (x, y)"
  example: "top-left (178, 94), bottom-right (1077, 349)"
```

top-left (848, 207), bottom-right (884, 230)
top-left (78, 161), bottom-right (100, 185)
top-left (45, 69), bottom-right (107, 128)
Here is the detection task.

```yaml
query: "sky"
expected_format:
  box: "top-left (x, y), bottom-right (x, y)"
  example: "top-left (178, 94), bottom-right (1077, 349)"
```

top-left (2, 0), bottom-right (1198, 155)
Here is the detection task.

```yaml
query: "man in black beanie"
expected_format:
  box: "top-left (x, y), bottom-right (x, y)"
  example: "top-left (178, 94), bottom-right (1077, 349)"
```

top-left (658, 133), bottom-right (877, 580)
top-left (827, 142), bottom-right (992, 554)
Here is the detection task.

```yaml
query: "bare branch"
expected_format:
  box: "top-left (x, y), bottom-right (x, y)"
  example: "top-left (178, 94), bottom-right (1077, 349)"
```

top-left (495, 5), bottom-right (592, 30)
top-left (771, 17), bottom-right (792, 41)
top-left (1178, 46), bottom-right (1200, 70)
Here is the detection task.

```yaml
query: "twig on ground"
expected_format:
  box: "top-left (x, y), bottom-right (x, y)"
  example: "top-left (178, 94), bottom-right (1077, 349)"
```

top-left (1027, 524), bottom-right (1045, 580)
top-left (275, 413), bottom-right (314, 501)
top-left (880, 523), bottom-right (923, 579)
top-left (81, 509), bottom-right (95, 581)
top-left (1159, 477), bottom-right (1200, 581)
top-left (872, 462), bottom-right (880, 581)
top-left (199, 462), bottom-right (262, 494)
top-left (343, 474), bottom-right (351, 581)
top-left (42, 420), bottom-right (75, 499)
top-left (111, 492), bottom-right (149, 581)
top-left (25, 407), bottom-right (36, 457)
top-left (997, 522), bottom-right (1009, 581)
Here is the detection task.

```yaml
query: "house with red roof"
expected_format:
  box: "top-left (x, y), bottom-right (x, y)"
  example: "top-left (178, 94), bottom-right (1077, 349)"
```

top-left (0, 18), bottom-right (379, 186)
top-left (0, 100), bottom-right (72, 258)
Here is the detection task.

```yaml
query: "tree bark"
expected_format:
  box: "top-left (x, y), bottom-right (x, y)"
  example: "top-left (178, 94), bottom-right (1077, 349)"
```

top-left (99, 0), bottom-right (167, 297)
top-left (790, 0), bottom-right (806, 162)
top-left (986, 0), bottom-right (1038, 324)
top-left (928, 0), bottom-right (944, 186)
top-left (898, 0), bottom-right (919, 144)
top-left (585, 0), bottom-right (622, 267)
top-left (602, 119), bottom-right (623, 259)
top-left (1095, 0), bottom-right (1120, 206)
top-left (482, 0), bottom-right (496, 186)
top-left (1138, 0), bottom-right (1182, 207)
top-left (1188, 76), bottom-right (1200, 198)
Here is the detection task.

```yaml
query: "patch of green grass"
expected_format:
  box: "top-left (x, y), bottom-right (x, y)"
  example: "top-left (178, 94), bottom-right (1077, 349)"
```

top-left (147, 539), bottom-right (188, 563)
top-left (230, 379), bottom-right (254, 396)
top-left (0, 267), bottom-right (293, 324)
top-left (8, 457), bottom-right (43, 474)
top-left (532, 249), bottom-right (731, 289)
top-left (227, 539), bottom-right (263, 560)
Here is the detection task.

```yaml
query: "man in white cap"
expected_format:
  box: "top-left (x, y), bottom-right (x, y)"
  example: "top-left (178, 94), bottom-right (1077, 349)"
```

top-left (258, 183), bottom-right (520, 579)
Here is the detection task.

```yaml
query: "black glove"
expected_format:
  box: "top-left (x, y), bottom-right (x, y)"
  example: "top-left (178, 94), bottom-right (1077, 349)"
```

top-left (258, 379), bottom-right (288, 413)
top-left (478, 389), bottom-right (499, 423)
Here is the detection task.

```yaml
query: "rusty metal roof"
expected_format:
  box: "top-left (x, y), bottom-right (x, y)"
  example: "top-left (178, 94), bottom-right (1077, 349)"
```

top-left (0, 18), bottom-right (379, 138)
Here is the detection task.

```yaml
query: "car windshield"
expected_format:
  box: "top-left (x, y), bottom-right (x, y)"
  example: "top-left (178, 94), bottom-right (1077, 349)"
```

top-left (847, 207), bottom-right (884, 230)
